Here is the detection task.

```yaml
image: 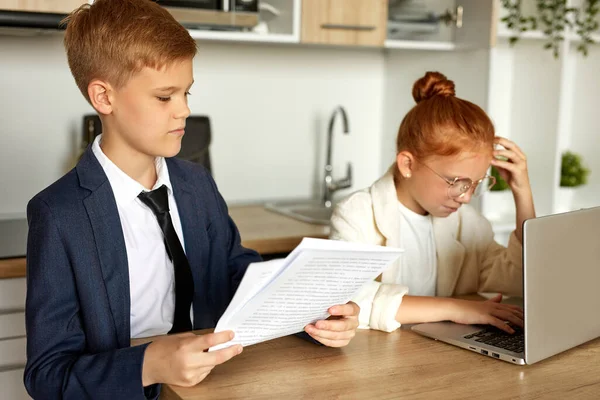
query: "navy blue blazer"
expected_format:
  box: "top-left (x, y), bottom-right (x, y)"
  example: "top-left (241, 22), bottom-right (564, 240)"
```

top-left (24, 147), bottom-right (261, 399)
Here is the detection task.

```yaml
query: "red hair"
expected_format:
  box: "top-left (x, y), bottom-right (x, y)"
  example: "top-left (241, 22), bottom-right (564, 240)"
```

top-left (63, 0), bottom-right (197, 104)
top-left (397, 71), bottom-right (495, 160)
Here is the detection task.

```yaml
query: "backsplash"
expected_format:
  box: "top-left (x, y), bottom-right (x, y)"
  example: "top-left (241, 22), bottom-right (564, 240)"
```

top-left (0, 35), bottom-right (385, 215)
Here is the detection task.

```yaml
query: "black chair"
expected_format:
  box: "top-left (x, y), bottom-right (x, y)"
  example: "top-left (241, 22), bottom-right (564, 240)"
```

top-left (82, 114), bottom-right (212, 174)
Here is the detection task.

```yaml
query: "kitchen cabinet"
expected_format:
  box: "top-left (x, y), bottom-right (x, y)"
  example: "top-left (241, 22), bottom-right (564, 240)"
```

top-left (0, 0), bottom-right (83, 14)
top-left (0, 277), bottom-right (28, 399)
top-left (301, 0), bottom-right (388, 47)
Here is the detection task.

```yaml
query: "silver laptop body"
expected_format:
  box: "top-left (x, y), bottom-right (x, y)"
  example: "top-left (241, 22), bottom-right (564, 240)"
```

top-left (411, 207), bottom-right (600, 365)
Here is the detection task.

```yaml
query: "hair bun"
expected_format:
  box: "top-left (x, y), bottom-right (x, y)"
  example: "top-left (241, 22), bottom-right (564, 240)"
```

top-left (412, 71), bottom-right (456, 103)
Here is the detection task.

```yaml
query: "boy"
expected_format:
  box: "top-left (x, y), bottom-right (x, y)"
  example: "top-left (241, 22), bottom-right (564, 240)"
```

top-left (24, 0), bottom-right (359, 398)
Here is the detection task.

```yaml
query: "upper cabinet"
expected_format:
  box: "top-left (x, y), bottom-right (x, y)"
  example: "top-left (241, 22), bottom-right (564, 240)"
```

top-left (299, 0), bottom-right (496, 50)
top-left (0, 0), bottom-right (83, 14)
top-left (301, 0), bottom-right (388, 47)
top-left (453, 0), bottom-right (496, 49)
top-left (384, 0), bottom-right (496, 51)
top-left (0, 0), bottom-right (497, 51)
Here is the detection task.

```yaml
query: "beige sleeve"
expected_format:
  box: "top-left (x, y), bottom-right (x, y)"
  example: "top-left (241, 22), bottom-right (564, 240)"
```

top-left (474, 214), bottom-right (524, 296)
top-left (352, 281), bottom-right (409, 332)
top-left (331, 194), bottom-right (409, 332)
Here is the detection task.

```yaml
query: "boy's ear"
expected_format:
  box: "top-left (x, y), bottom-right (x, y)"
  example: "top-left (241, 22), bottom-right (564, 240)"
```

top-left (88, 80), bottom-right (113, 115)
top-left (396, 151), bottom-right (414, 179)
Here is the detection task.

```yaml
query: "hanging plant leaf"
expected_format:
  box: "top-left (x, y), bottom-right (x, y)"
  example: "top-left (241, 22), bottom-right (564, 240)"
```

top-left (501, 0), bottom-right (599, 57)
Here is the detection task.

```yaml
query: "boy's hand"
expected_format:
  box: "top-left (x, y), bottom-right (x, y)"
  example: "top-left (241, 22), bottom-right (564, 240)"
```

top-left (142, 330), bottom-right (242, 387)
top-left (304, 302), bottom-right (360, 347)
top-left (449, 294), bottom-right (524, 334)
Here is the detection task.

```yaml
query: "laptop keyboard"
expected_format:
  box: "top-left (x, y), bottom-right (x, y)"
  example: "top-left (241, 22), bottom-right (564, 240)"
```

top-left (464, 325), bottom-right (524, 353)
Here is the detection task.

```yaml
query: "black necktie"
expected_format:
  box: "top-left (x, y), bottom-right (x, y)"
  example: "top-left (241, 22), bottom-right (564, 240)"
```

top-left (138, 184), bottom-right (194, 333)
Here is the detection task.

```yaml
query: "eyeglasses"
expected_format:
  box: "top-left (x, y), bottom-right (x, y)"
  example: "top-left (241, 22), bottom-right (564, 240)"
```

top-left (417, 161), bottom-right (496, 199)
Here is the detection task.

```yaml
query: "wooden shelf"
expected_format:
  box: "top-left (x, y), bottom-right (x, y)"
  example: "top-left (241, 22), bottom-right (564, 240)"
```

top-left (498, 28), bottom-right (600, 44)
top-left (0, 258), bottom-right (26, 280)
top-left (497, 28), bottom-right (546, 40)
top-left (384, 39), bottom-right (455, 51)
top-left (165, 7), bottom-right (258, 30)
top-left (188, 30), bottom-right (299, 44)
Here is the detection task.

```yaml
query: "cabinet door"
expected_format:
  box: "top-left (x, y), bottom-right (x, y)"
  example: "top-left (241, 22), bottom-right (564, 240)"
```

top-left (0, 0), bottom-right (84, 13)
top-left (454, 0), bottom-right (497, 49)
top-left (0, 369), bottom-right (31, 400)
top-left (0, 279), bottom-right (28, 398)
top-left (301, 0), bottom-right (388, 47)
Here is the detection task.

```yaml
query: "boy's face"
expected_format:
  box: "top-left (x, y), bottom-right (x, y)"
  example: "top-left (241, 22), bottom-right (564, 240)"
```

top-left (108, 58), bottom-right (194, 159)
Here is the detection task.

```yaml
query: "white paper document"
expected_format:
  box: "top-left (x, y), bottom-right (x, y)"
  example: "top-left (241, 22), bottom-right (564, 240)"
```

top-left (211, 238), bottom-right (403, 350)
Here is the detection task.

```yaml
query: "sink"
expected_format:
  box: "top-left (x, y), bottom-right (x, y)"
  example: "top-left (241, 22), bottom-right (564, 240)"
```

top-left (264, 201), bottom-right (333, 225)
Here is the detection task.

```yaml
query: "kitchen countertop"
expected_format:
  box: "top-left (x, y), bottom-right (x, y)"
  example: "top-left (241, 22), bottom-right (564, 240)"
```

top-left (0, 205), bottom-right (330, 280)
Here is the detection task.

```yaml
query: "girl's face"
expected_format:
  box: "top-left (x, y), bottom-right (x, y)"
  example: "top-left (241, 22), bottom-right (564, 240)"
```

top-left (396, 150), bottom-right (492, 217)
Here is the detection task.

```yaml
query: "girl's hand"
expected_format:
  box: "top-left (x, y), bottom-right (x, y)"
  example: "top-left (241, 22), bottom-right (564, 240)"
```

top-left (491, 137), bottom-right (532, 198)
top-left (304, 302), bottom-right (360, 347)
top-left (449, 294), bottom-right (523, 334)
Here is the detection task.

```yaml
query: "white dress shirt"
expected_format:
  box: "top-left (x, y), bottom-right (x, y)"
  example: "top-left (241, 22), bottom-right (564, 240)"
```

top-left (396, 200), bottom-right (437, 296)
top-left (92, 134), bottom-right (188, 338)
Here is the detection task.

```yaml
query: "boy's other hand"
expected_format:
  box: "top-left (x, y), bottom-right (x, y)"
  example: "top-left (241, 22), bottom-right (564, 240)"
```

top-left (304, 301), bottom-right (360, 347)
top-left (142, 330), bottom-right (242, 387)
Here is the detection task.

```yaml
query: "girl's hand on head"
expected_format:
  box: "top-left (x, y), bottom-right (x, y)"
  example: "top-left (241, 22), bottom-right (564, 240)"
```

top-left (491, 137), bottom-right (532, 197)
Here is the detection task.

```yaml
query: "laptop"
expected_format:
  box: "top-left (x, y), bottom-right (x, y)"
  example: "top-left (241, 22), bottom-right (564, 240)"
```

top-left (411, 206), bottom-right (600, 365)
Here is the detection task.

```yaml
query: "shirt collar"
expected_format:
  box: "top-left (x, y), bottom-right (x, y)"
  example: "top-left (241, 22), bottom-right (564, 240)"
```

top-left (92, 134), bottom-right (173, 206)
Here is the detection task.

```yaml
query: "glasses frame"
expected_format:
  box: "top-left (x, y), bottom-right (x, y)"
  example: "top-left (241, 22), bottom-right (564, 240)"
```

top-left (417, 161), bottom-right (496, 199)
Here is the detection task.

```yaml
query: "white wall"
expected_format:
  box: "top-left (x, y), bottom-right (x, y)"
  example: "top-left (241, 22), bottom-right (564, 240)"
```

top-left (0, 34), bottom-right (386, 214)
top-left (567, 44), bottom-right (600, 211)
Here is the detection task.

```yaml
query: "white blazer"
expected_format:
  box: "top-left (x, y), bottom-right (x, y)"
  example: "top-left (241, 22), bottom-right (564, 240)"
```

top-left (330, 166), bottom-right (523, 332)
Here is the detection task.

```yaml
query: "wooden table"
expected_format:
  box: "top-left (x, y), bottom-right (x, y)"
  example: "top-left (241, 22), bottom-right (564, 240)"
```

top-left (0, 205), bottom-right (330, 279)
top-left (143, 327), bottom-right (600, 400)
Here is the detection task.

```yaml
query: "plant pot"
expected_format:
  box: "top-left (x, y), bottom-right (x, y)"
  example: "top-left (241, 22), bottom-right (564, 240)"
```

top-left (555, 187), bottom-right (577, 214)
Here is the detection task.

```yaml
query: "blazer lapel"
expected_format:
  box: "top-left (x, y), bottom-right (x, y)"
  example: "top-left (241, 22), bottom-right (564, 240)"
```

top-left (77, 148), bottom-right (131, 347)
top-left (433, 214), bottom-right (466, 297)
top-left (371, 165), bottom-right (404, 282)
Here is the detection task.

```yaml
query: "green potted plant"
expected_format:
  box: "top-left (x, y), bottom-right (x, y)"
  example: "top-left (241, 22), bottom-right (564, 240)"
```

top-left (557, 151), bottom-right (590, 212)
top-left (561, 151), bottom-right (590, 187)
top-left (490, 165), bottom-right (510, 192)
top-left (482, 165), bottom-right (514, 223)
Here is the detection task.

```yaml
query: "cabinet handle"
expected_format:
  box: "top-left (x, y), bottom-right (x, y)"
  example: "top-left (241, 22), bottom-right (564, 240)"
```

top-left (321, 23), bottom-right (376, 31)
top-left (0, 334), bottom-right (26, 342)
top-left (0, 363), bottom-right (26, 373)
top-left (439, 5), bottom-right (463, 28)
top-left (0, 308), bottom-right (25, 316)
top-left (456, 5), bottom-right (463, 28)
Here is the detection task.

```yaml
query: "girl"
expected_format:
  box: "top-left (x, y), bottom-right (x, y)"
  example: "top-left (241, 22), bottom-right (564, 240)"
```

top-left (331, 71), bottom-right (534, 334)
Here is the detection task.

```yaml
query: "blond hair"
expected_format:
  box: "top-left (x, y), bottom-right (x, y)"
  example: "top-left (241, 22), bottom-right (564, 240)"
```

top-left (63, 0), bottom-right (197, 103)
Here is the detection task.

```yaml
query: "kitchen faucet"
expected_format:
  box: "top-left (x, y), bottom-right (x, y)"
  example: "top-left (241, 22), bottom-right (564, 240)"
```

top-left (323, 106), bottom-right (352, 209)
